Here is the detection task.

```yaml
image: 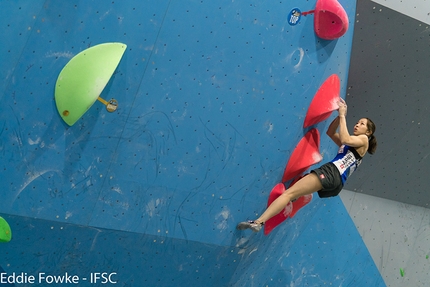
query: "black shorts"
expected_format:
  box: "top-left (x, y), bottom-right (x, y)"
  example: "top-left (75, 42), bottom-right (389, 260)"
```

top-left (311, 162), bottom-right (343, 198)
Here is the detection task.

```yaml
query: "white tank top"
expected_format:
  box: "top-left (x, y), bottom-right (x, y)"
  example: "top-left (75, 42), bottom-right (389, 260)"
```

top-left (330, 145), bottom-right (362, 184)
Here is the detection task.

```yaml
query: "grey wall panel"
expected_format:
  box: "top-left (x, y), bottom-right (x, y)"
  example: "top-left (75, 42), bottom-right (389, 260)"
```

top-left (371, 0), bottom-right (430, 25)
top-left (341, 189), bottom-right (430, 287)
top-left (345, 0), bottom-right (430, 208)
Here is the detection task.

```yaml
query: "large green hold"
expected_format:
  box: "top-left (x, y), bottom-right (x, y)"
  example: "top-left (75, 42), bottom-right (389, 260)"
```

top-left (0, 217), bottom-right (12, 243)
top-left (54, 42), bottom-right (127, 126)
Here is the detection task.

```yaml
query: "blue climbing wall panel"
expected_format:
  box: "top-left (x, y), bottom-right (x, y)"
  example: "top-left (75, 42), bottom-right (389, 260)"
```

top-left (0, 0), bottom-right (386, 286)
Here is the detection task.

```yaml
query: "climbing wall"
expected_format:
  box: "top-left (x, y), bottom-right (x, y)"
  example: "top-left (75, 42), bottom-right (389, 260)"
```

top-left (0, 0), bottom-right (386, 286)
top-left (345, 0), bottom-right (430, 208)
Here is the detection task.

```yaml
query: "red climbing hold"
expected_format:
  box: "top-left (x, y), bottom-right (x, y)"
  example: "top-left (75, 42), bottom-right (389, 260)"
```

top-left (264, 183), bottom-right (290, 235)
top-left (264, 177), bottom-right (314, 235)
top-left (290, 194), bottom-right (313, 218)
top-left (303, 74), bottom-right (340, 128)
top-left (314, 0), bottom-right (349, 40)
top-left (281, 128), bottom-right (322, 183)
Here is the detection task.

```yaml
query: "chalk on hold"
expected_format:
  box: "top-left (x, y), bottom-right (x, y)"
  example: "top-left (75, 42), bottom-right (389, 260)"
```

top-left (0, 217), bottom-right (12, 243)
top-left (54, 42), bottom-right (127, 126)
top-left (303, 74), bottom-right (340, 128)
top-left (290, 193), bottom-right (313, 218)
top-left (281, 128), bottom-right (322, 182)
top-left (314, 0), bottom-right (349, 40)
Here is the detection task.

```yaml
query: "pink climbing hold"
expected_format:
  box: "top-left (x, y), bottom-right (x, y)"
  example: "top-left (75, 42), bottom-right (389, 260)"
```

top-left (281, 128), bottom-right (322, 183)
top-left (303, 74), bottom-right (340, 128)
top-left (314, 0), bottom-right (349, 40)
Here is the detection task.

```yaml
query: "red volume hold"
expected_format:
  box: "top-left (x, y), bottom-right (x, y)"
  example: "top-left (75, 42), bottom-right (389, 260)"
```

top-left (303, 74), bottom-right (340, 128)
top-left (314, 0), bottom-right (349, 40)
top-left (282, 128), bottom-right (322, 183)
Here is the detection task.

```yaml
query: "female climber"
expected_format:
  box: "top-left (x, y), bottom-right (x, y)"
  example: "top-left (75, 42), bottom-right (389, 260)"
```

top-left (237, 98), bottom-right (377, 232)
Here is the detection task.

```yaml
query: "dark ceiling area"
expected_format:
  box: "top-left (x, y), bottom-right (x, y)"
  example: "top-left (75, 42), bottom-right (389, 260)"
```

top-left (345, 0), bottom-right (430, 208)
